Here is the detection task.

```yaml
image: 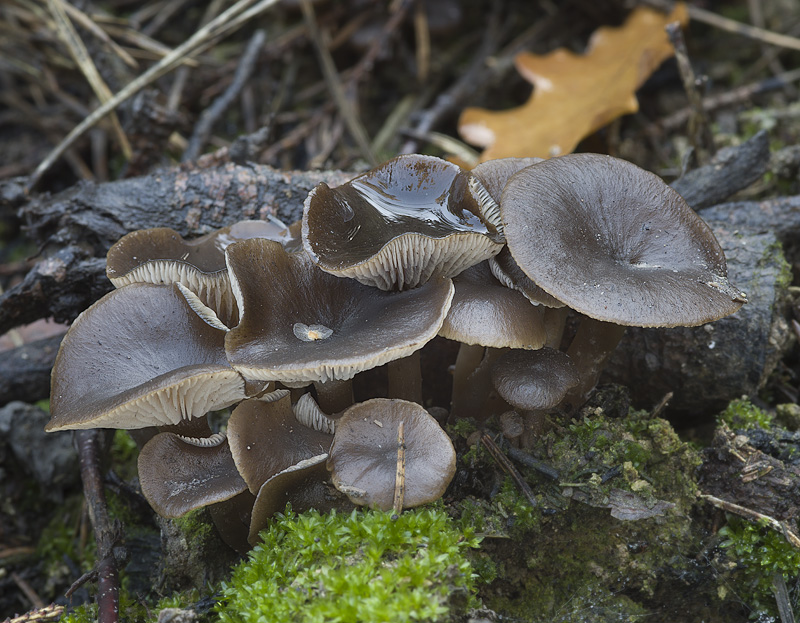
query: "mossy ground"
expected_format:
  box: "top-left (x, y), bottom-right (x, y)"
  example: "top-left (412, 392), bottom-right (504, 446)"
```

top-left (216, 507), bottom-right (480, 623)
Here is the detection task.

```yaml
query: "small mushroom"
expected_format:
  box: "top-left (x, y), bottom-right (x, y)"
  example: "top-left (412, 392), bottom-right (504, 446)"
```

top-left (47, 283), bottom-right (250, 431)
top-left (490, 348), bottom-right (579, 442)
top-left (302, 154), bottom-right (503, 290)
top-left (248, 454), bottom-right (350, 545)
top-left (327, 398), bottom-right (456, 510)
top-left (137, 432), bottom-right (247, 518)
top-left (226, 393), bottom-right (333, 494)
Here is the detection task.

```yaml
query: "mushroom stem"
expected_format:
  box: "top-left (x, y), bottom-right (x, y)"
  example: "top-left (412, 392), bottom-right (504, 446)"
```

top-left (543, 307), bottom-right (569, 349)
top-left (562, 316), bottom-right (627, 411)
top-left (314, 378), bottom-right (354, 415)
top-left (450, 343), bottom-right (485, 420)
top-left (387, 351), bottom-right (423, 404)
top-left (520, 410), bottom-right (549, 448)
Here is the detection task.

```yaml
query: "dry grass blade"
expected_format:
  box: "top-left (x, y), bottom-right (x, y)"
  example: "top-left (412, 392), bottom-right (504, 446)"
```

top-left (689, 5), bottom-right (800, 53)
top-left (28, 0), bottom-right (282, 190)
top-left (46, 0), bottom-right (132, 159)
top-left (60, 2), bottom-right (138, 69)
top-left (299, 0), bottom-right (378, 166)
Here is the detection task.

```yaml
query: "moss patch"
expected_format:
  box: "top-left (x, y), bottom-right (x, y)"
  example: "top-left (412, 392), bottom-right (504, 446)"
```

top-left (216, 507), bottom-right (481, 623)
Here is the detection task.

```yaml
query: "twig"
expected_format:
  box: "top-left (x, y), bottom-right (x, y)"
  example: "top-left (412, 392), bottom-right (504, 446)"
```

top-left (481, 433), bottom-right (538, 508)
top-left (28, 0), bottom-right (282, 190)
top-left (392, 421), bottom-right (406, 516)
top-left (700, 493), bottom-right (800, 548)
top-left (772, 571), bottom-right (796, 623)
top-left (182, 29), bottom-right (266, 162)
top-left (665, 21), bottom-right (714, 165)
top-left (654, 66), bottom-right (800, 131)
top-left (688, 5), bottom-right (800, 53)
top-left (75, 430), bottom-right (120, 623)
top-left (649, 392), bottom-right (673, 420)
top-left (299, 0), bottom-right (378, 166)
top-left (505, 446), bottom-right (560, 481)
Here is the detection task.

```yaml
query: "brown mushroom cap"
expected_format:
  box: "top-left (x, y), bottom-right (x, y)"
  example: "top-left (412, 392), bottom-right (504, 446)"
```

top-left (501, 154), bottom-right (746, 327)
top-left (224, 238), bottom-right (454, 383)
top-left (137, 432), bottom-right (247, 518)
top-left (439, 261), bottom-right (547, 349)
top-left (248, 454), bottom-right (348, 544)
top-left (106, 219), bottom-right (292, 325)
top-left (302, 154), bottom-right (503, 290)
top-left (490, 348), bottom-right (579, 411)
top-left (227, 394), bottom-right (333, 494)
top-left (327, 398), bottom-right (456, 510)
top-left (48, 283), bottom-right (248, 431)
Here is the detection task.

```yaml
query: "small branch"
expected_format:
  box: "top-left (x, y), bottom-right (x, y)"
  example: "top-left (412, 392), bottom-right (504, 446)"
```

top-left (2, 604), bottom-right (65, 623)
top-left (75, 430), bottom-right (120, 623)
top-left (688, 5), bottom-right (800, 53)
top-left (481, 433), bottom-right (538, 508)
top-left (392, 421), bottom-right (406, 516)
top-left (182, 29), bottom-right (266, 162)
top-left (665, 21), bottom-right (714, 165)
top-left (700, 493), bottom-right (800, 548)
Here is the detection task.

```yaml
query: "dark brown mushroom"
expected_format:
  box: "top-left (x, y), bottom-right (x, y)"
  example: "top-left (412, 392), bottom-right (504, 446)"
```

top-left (226, 393), bottom-right (333, 494)
top-left (248, 454), bottom-right (351, 545)
top-left (47, 283), bottom-right (250, 431)
top-left (224, 238), bottom-right (454, 388)
top-left (302, 154), bottom-right (503, 290)
top-left (137, 432), bottom-right (247, 518)
top-left (327, 398), bottom-right (456, 510)
top-left (499, 154), bottom-right (747, 406)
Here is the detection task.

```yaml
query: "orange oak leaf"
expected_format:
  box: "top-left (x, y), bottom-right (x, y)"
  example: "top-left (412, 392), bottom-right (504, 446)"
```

top-left (459, 4), bottom-right (688, 162)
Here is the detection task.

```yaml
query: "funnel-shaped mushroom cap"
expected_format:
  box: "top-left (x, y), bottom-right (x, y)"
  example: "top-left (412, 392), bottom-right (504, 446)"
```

top-left (501, 154), bottom-right (747, 327)
top-left (439, 261), bottom-right (547, 349)
top-left (227, 394), bottom-right (333, 494)
top-left (490, 348), bottom-right (579, 411)
top-left (248, 454), bottom-right (348, 544)
top-left (302, 154), bottom-right (504, 290)
top-left (138, 432), bottom-right (247, 518)
top-left (106, 220), bottom-right (292, 325)
top-left (48, 283), bottom-right (248, 431)
top-left (327, 398), bottom-right (456, 510)
top-left (225, 238), bottom-right (454, 383)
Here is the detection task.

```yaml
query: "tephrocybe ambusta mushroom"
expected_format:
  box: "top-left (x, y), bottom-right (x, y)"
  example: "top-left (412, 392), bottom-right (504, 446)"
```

top-left (497, 153), bottom-right (747, 406)
top-left (302, 154), bottom-right (504, 290)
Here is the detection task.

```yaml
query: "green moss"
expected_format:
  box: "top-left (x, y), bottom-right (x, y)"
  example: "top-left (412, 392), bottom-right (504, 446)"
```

top-left (60, 590), bottom-right (209, 623)
top-left (718, 397), bottom-right (773, 430)
top-left (172, 507), bottom-right (217, 544)
top-left (216, 507), bottom-right (481, 623)
top-left (719, 517), bottom-right (800, 616)
top-left (111, 430), bottom-right (140, 481)
top-left (37, 496), bottom-right (96, 577)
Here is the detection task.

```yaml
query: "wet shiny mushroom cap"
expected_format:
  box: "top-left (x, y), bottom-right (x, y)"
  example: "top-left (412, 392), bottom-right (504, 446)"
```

top-left (224, 238), bottom-right (454, 383)
top-left (47, 283), bottom-right (248, 431)
top-left (327, 398), bottom-right (456, 510)
top-left (302, 154), bottom-right (504, 290)
top-left (501, 154), bottom-right (747, 327)
top-left (137, 432), bottom-right (248, 518)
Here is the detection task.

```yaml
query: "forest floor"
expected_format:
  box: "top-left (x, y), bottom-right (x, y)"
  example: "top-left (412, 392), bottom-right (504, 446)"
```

top-left (2, 0), bottom-right (800, 621)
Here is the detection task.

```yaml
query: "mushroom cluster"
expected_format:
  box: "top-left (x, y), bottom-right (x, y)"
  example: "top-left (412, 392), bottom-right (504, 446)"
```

top-left (47, 153), bottom-right (745, 549)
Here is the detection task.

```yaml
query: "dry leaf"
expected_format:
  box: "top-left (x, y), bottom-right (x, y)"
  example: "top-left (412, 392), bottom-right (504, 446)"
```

top-left (459, 4), bottom-right (688, 162)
